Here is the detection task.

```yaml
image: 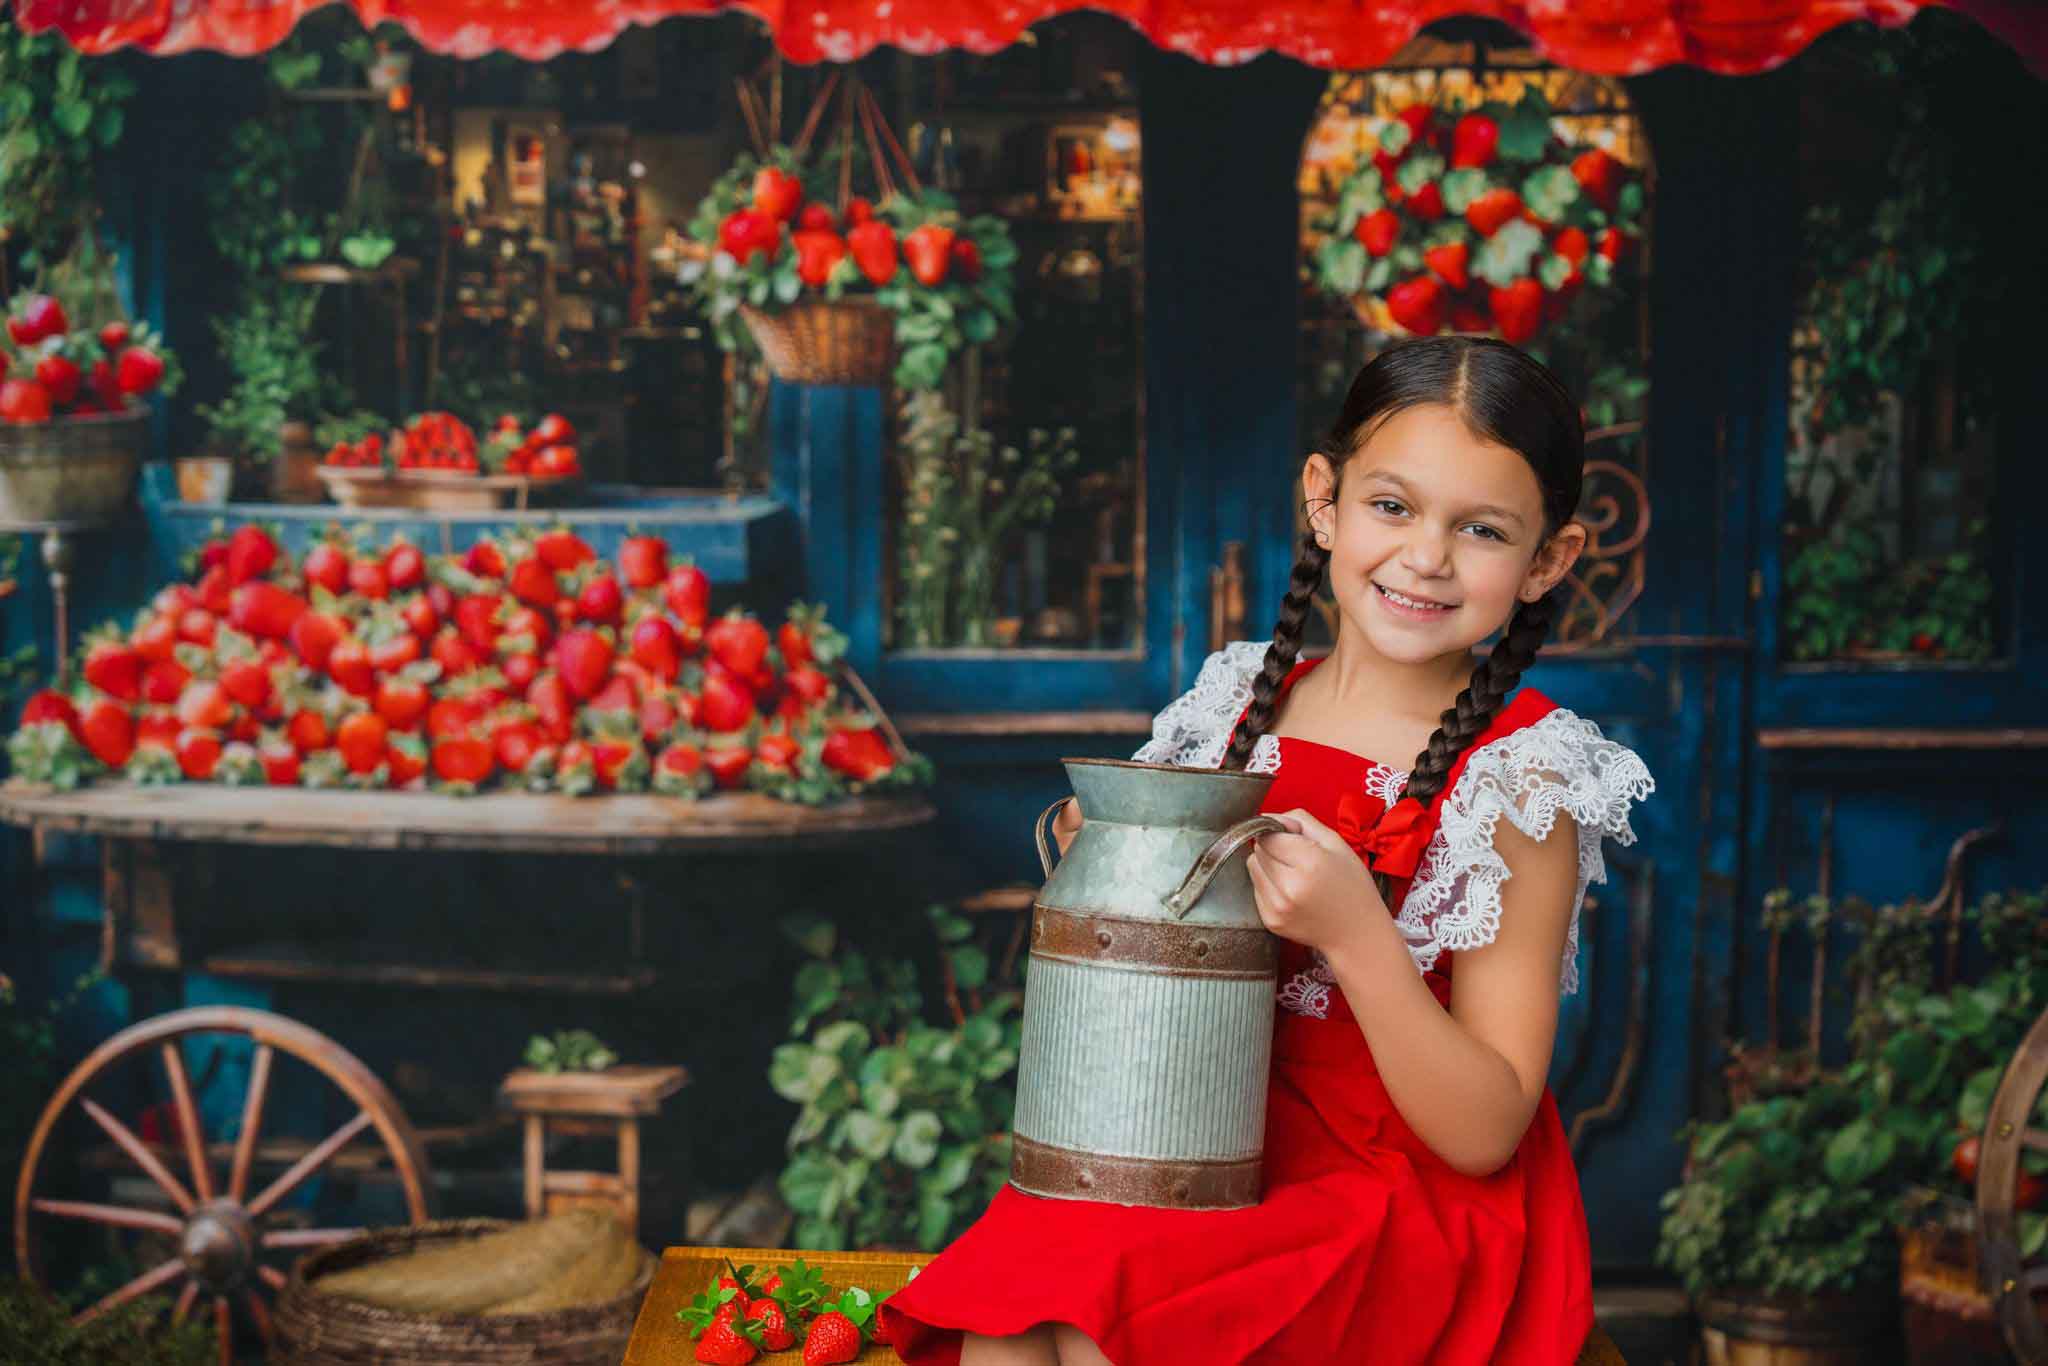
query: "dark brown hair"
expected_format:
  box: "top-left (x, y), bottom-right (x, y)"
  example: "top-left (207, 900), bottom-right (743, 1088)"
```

top-left (1221, 336), bottom-right (1583, 813)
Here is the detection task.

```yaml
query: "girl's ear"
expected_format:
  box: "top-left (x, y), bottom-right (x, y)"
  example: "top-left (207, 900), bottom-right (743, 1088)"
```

top-left (1301, 454), bottom-right (1339, 547)
top-left (1520, 521), bottom-right (1588, 602)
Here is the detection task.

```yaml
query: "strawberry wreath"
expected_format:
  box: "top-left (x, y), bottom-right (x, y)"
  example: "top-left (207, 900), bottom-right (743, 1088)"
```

top-left (1308, 88), bottom-right (1647, 345)
top-left (680, 71), bottom-right (1018, 392)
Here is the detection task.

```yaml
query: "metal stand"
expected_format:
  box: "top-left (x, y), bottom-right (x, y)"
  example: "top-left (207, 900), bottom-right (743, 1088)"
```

top-left (0, 517), bottom-right (98, 684)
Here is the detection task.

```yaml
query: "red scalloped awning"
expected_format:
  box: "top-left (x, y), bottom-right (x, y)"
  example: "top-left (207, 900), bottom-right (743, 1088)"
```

top-left (14, 0), bottom-right (2044, 74)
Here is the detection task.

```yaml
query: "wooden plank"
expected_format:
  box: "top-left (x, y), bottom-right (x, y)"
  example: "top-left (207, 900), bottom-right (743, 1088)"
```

top-left (0, 784), bottom-right (933, 855)
top-left (1756, 727), bottom-right (2048, 751)
top-left (896, 710), bottom-right (1154, 737)
top-left (500, 1066), bottom-right (688, 1116)
top-left (198, 955), bottom-right (658, 997)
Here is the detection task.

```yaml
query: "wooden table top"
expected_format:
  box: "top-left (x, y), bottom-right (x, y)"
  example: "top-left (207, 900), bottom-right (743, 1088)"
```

top-left (500, 1065), bottom-right (689, 1116)
top-left (625, 1245), bottom-right (932, 1366)
top-left (0, 781), bottom-right (935, 855)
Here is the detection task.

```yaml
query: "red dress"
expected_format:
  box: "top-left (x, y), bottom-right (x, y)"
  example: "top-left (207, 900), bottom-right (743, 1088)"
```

top-left (881, 656), bottom-right (1644, 1366)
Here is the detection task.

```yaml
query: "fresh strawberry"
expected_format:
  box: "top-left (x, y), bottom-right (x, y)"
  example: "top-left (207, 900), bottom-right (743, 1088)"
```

top-left (89, 358), bottom-right (122, 410)
top-left (289, 612), bottom-right (345, 672)
top-left (948, 235), bottom-right (983, 283)
top-left (1488, 278), bottom-right (1545, 345)
top-left (1394, 104), bottom-right (1433, 146)
top-left (132, 613), bottom-right (179, 664)
top-left (1450, 112), bottom-right (1498, 169)
top-left (428, 629), bottom-right (478, 679)
top-left (1464, 187), bottom-right (1524, 238)
top-left (903, 223), bottom-right (955, 287)
top-left (653, 740), bottom-right (710, 797)
top-left (778, 667), bottom-right (832, 720)
top-left (664, 562), bottom-right (711, 628)
top-left (384, 733), bottom-right (428, 787)
top-left (98, 320), bottom-right (129, 352)
top-left (699, 665), bottom-right (755, 734)
top-left (793, 229), bottom-right (848, 288)
top-left (507, 554), bottom-right (560, 608)
top-left (15, 294), bottom-right (66, 344)
top-left (705, 744), bottom-right (752, 790)
top-left (1406, 180), bottom-right (1445, 221)
top-left (1571, 148), bottom-right (1621, 213)
top-left (327, 641), bottom-right (376, 698)
top-left (301, 541), bottom-right (350, 595)
top-left (174, 728), bottom-right (222, 781)
top-left (384, 541), bottom-right (426, 592)
top-left (176, 608), bottom-right (217, 649)
top-left (335, 712), bottom-right (389, 775)
top-left (534, 529), bottom-right (596, 572)
top-left (1552, 226), bottom-right (1590, 268)
top-left (286, 708), bottom-right (330, 754)
top-left (638, 690), bottom-right (681, 747)
top-left (142, 658), bottom-right (190, 706)
top-left (751, 166), bottom-right (803, 222)
top-left (226, 711), bottom-right (262, 745)
top-left (175, 681), bottom-right (233, 731)
top-left (576, 573), bottom-right (624, 626)
top-left (134, 707), bottom-right (180, 752)
top-left (34, 353), bottom-right (81, 408)
top-left (1596, 226), bottom-right (1631, 265)
top-left (258, 736), bottom-right (300, 785)
top-left (631, 616), bottom-right (683, 683)
top-left (1384, 275), bottom-right (1446, 336)
top-left (493, 718), bottom-right (545, 774)
top-left (225, 525), bottom-right (279, 586)
top-left (706, 613), bottom-right (769, 678)
top-left (20, 689), bottom-right (78, 735)
top-left (1423, 241), bottom-right (1469, 290)
top-left (527, 673), bottom-right (577, 743)
top-left (76, 700), bottom-right (135, 769)
top-left (745, 1300), bottom-right (794, 1352)
top-left (219, 658), bottom-right (272, 711)
top-left (554, 739), bottom-right (598, 796)
top-left (822, 726), bottom-right (894, 782)
top-left (847, 219), bottom-right (898, 286)
top-left (227, 581), bottom-right (308, 640)
top-left (449, 595), bottom-right (500, 653)
top-left (431, 735), bottom-right (495, 788)
top-left (463, 539), bottom-right (507, 580)
top-left (797, 202), bottom-right (838, 233)
top-left (82, 634), bottom-right (144, 702)
top-left (422, 696), bottom-right (477, 742)
top-left (718, 207), bottom-right (780, 266)
top-left (500, 651), bottom-right (539, 691)
top-left (1353, 208), bottom-right (1398, 257)
top-left (618, 535), bottom-right (668, 590)
top-left (370, 631), bottom-right (422, 675)
top-left (802, 1310), bottom-right (862, 1365)
top-left (694, 1317), bottom-right (762, 1366)
top-left (556, 628), bottom-right (612, 701)
top-left (755, 731), bottom-right (801, 774)
top-left (590, 737), bottom-right (647, 791)
top-left (348, 558), bottom-right (390, 601)
top-left (844, 197), bottom-right (875, 227)
top-left (116, 347), bottom-right (165, 396)
top-left (400, 593), bottom-right (441, 639)
top-left (375, 675), bottom-right (431, 731)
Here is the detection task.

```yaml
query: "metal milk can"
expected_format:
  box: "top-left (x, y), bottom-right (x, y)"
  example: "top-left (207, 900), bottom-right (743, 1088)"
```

top-left (1009, 757), bottom-right (1286, 1211)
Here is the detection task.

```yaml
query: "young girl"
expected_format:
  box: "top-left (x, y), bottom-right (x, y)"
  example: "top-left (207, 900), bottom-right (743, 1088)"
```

top-left (880, 336), bottom-right (1654, 1365)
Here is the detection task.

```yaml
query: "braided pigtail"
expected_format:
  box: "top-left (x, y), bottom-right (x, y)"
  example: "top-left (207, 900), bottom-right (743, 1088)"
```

top-left (1399, 592), bottom-right (1557, 807)
top-left (1220, 528), bottom-right (1329, 771)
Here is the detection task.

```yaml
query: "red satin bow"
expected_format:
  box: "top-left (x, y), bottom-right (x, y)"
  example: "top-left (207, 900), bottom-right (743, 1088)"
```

top-left (1334, 791), bottom-right (1432, 881)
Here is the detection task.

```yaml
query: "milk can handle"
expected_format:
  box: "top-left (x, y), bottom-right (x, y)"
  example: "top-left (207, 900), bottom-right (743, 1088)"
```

top-left (1163, 816), bottom-right (1290, 920)
top-left (1034, 797), bottom-right (1076, 880)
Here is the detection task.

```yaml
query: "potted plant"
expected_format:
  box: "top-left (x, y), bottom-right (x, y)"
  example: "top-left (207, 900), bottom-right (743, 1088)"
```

top-left (680, 78), bottom-right (1018, 394)
top-left (770, 906), bottom-right (1020, 1252)
top-left (1308, 87), bottom-right (1647, 344)
top-left (192, 294), bottom-right (331, 503)
top-left (0, 33), bottom-right (179, 524)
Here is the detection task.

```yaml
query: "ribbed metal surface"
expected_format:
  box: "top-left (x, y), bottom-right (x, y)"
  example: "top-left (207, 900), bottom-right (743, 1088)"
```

top-left (1014, 955), bottom-right (1272, 1162)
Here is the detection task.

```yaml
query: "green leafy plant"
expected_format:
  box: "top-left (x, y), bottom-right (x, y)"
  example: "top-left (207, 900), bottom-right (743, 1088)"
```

top-left (0, 28), bottom-right (136, 271)
top-left (523, 1029), bottom-right (617, 1074)
top-left (771, 906), bottom-right (1020, 1251)
top-left (0, 535), bottom-right (36, 707)
top-left (893, 389), bottom-right (1079, 649)
top-left (194, 295), bottom-right (336, 461)
top-left (0, 1277), bottom-right (216, 1364)
top-left (1783, 521), bottom-right (1994, 663)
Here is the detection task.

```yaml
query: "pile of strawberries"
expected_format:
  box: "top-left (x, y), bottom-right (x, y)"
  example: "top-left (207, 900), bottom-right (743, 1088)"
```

top-left (5, 521), bottom-right (929, 803)
top-left (719, 166), bottom-right (981, 292)
top-left (677, 1258), bottom-right (896, 1365)
top-left (0, 291), bottom-right (174, 424)
top-left (322, 411), bottom-right (582, 481)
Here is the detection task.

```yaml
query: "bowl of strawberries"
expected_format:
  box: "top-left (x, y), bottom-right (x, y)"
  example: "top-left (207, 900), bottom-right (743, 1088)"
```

top-left (0, 289), bottom-right (178, 526)
top-left (317, 410), bottom-right (585, 511)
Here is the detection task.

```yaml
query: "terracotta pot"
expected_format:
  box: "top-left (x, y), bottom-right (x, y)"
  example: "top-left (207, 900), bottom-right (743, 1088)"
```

top-left (0, 410), bottom-right (148, 524)
top-left (270, 421), bottom-right (325, 504)
top-left (1697, 1288), bottom-right (1899, 1365)
top-left (175, 455), bottom-right (235, 506)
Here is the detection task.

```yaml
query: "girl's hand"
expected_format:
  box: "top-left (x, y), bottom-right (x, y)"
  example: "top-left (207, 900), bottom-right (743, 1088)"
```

top-left (1245, 808), bottom-right (1388, 954)
top-left (1051, 797), bottom-right (1084, 857)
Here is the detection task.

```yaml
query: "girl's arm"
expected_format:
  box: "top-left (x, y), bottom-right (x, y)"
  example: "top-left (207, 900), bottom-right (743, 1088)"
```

top-left (1250, 810), bottom-right (1580, 1177)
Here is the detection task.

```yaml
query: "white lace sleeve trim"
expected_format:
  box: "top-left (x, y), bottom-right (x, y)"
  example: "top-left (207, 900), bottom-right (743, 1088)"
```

top-left (1393, 708), bottom-right (1654, 996)
top-left (1130, 641), bottom-right (1274, 770)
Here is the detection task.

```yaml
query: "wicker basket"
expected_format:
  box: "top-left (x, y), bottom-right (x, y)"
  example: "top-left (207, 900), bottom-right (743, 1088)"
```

top-left (0, 409), bottom-right (148, 525)
top-left (275, 1219), bottom-right (654, 1365)
top-left (740, 299), bottom-right (894, 386)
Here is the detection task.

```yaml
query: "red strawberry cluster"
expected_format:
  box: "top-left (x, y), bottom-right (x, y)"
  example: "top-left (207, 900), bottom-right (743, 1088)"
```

top-left (321, 411), bottom-right (582, 481)
top-left (484, 412), bottom-right (582, 479)
top-left (1316, 92), bottom-right (1645, 346)
top-left (0, 293), bottom-right (176, 425)
top-left (394, 411), bottom-right (479, 472)
top-left (676, 1258), bottom-right (894, 1365)
top-left (718, 171), bottom-right (987, 294)
top-left (6, 524), bottom-right (930, 804)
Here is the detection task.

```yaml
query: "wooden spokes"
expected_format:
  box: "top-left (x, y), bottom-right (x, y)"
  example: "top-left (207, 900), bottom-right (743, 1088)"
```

top-left (15, 1006), bottom-right (431, 1360)
top-left (1979, 1002), bottom-right (2048, 1364)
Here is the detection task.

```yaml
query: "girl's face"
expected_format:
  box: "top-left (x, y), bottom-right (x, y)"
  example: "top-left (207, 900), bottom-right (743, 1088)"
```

top-left (1302, 403), bottom-right (1585, 666)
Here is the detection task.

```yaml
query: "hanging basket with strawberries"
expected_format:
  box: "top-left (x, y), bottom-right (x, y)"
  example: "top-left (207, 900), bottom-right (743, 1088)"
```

top-left (680, 70), bottom-right (1018, 391)
top-left (1308, 88), bottom-right (1647, 347)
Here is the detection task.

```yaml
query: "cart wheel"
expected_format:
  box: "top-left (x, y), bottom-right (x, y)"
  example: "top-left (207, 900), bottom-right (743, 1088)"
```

top-left (1982, 1001), bottom-right (2048, 1364)
top-left (14, 1006), bottom-right (430, 1361)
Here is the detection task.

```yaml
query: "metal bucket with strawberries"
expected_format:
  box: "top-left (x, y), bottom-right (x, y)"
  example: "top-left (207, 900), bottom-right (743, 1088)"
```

top-left (1010, 759), bottom-right (1284, 1211)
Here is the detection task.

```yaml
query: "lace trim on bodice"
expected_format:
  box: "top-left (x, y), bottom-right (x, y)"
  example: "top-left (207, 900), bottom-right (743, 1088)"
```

top-left (1130, 644), bottom-right (1655, 1013)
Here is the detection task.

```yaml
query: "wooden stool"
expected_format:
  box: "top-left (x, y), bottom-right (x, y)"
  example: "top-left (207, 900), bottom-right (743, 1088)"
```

top-left (500, 1064), bottom-right (687, 1236)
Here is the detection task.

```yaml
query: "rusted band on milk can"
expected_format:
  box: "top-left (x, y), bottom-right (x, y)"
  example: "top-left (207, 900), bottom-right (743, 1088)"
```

top-left (1030, 905), bottom-right (1275, 978)
top-left (1010, 1134), bottom-right (1263, 1210)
